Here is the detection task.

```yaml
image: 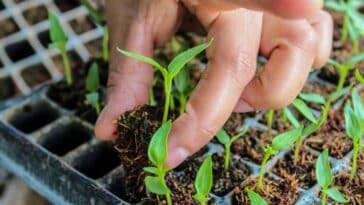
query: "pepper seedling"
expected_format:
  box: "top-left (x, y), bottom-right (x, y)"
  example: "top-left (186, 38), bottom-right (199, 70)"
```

top-left (193, 155), bottom-right (213, 205)
top-left (173, 67), bottom-right (192, 114)
top-left (245, 188), bottom-right (268, 205)
top-left (144, 121), bottom-right (173, 205)
top-left (216, 128), bottom-right (248, 170)
top-left (48, 12), bottom-right (72, 86)
top-left (345, 88), bottom-right (364, 180)
top-left (257, 127), bottom-right (303, 191)
top-left (325, 0), bottom-right (364, 53)
top-left (266, 109), bottom-right (274, 134)
top-left (316, 149), bottom-right (349, 205)
top-left (80, 0), bottom-right (109, 61)
top-left (327, 53), bottom-right (364, 91)
top-left (117, 40), bottom-right (212, 123)
top-left (86, 62), bottom-right (101, 115)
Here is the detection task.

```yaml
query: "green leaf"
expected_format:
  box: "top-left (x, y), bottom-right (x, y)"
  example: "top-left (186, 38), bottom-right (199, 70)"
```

top-left (86, 62), bottom-right (100, 92)
top-left (324, 1), bottom-right (345, 11)
top-left (327, 58), bottom-right (342, 68)
top-left (283, 107), bottom-right (300, 128)
top-left (344, 102), bottom-right (362, 140)
top-left (347, 52), bottom-right (364, 67)
top-left (144, 176), bottom-right (169, 195)
top-left (174, 66), bottom-right (190, 94)
top-left (143, 167), bottom-right (159, 175)
top-left (316, 149), bottom-right (333, 188)
top-left (49, 12), bottom-right (67, 46)
top-left (292, 98), bottom-right (318, 124)
top-left (116, 47), bottom-right (165, 72)
top-left (299, 93), bottom-right (326, 105)
top-left (168, 40), bottom-right (212, 77)
top-left (328, 85), bottom-right (352, 102)
top-left (231, 127), bottom-right (248, 143)
top-left (86, 92), bottom-right (99, 109)
top-left (79, 0), bottom-right (103, 26)
top-left (194, 155), bottom-right (213, 197)
top-left (324, 187), bottom-right (349, 203)
top-left (351, 87), bottom-right (364, 120)
top-left (245, 189), bottom-right (268, 205)
top-left (148, 121), bottom-right (172, 167)
top-left (216, 129), bottom-right (230, 145)
top-left (271, 127), bottom-right (303, 152)
top-left (355, 69), bottom-right (364, 83)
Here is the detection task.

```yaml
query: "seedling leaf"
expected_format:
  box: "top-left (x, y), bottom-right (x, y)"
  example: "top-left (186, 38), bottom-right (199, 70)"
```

top-left (117, 47), bottom-right (164, 71)
top-left (174, 67), bottom-right (190, 94)
top-left (168, 40), bottom-right (212, 77)
top-left (328, 85), bottom-right (352, 102)
top-left (355, 69), bottom-right (364, 83)
top-left (292, 99), bottom-right (317, 123)
top-left (283, 107), bottom-right (300, 128)
top-left (194, 155), bottom-right (213, 196)
top-left (325, 1), bottom-right (345, 11)
top-left (79, 0), bottom-right (103, 26)
top-left (316, 149), bottom-right (332, 188)
top-left (216, 129), bottom-right (230, 145)
top-left (299, 93), bottom-right (326, 105)
top-left (86, 62), bottom-right (100, 92)
top-left (344, 102), bottom-right (362, 140)
top-left (86, 92), bottom-right (99, 106)
top-left (245, 189), bottom-right (268, 205)
top-left (348, 52), bottom-right (364, 66)
top-left (271, 127), bottom-right (302, 151)
top-left (231, 127), bottom-right (248, 142)
top-left (145, 176), bottom-right (169, 195)
top-left (352, 87), bottom-right (364, 121)
top-left (324, 187), bottom-right (349, 203)
top-left (143, 167), bottom-right (159, 175)
top-left (148, 121), bottom-right (172, 167)
top-left (49, 12), bottom-right (67, 46)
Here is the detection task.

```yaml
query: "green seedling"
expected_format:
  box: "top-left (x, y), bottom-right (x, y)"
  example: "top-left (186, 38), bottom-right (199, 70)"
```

top-left (355, 69), bottom-right (364, 84)
top-left (86, 63), bottom-right (101, 115)
top-left (216, 128), bottom-right (248, 170)
top-left (316, 149), bottom-right (349, 205)
top-left (48, 12), bottom-right (72, 86)
top-left (144, 121), bottom-right (173, 205)
top-left (80, 0), bottom-right (109, 61)
top-left (245, 189), bottom-right (268, 205)
top-left (327, 53), bottom-right (364, 91)
top-left (325, 0), bottom-right (364, 53)
top-left (174, 67), bottom-right (192, 114)
top-left (257, 127), bottom-right (303, 191)
top-left (345, 88), bottom-right (364, 180)
top-left (266, 109), bottom-right (274, 134)
top-left (117, 40), bottom-right (212, 123)
top-left (193, 155), bottom-right (213, 205)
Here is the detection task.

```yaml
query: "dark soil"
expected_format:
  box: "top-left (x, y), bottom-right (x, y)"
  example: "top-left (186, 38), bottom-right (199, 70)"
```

top-left (22, 5), bottom-right (48, 25)
top-left (232, 177), bottom-right (299, 205)
top-left (21, 64), bottom-right (51, 88)
top-left (0, 17), bottom-right (19, 38)
top-left (305, 109), bottom-right (353, 159)
top-left (0, 76), bottom-right (18, 101)
top-left (69, 16), bottom-right (96, 34)
top-left (330, 172), bottom-right (364, 205)
top-left (272, 149), bottom-right (317, 189)
top-left (259, 110), bottom-right (293, 133)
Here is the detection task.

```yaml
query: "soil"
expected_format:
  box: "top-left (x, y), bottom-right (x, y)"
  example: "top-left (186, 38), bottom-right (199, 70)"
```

top-left (69, 16), bottom-right (96, 34)
top-left (259, 110), bottom-right (293, 133)
top-left (5, 40), bottom-right (35, 62)
top-left (0, 17), bottom-right (19, 39)
top-left (54, 0), bottom-right (80, 13)
top-left (232, 177), bottom-right (299, 205)
top-left (21, 64), bottom-right (51, 88)
top-left (0, 77), bottom-right (18, 101)
top-left (272, 149), bottom-right (317, 189)
top-left (22, 5), bottom-right (48, 25)
top-left (304, 109), bottom-right (353, 159)
top-left (359, 152), bottom-right (364, 174)
top-left (301, 80), bottom-right (336, 110)
top-left (330, 172), bottom-right (364, 205)
top-left (85, 38), bottom-right (103, 58)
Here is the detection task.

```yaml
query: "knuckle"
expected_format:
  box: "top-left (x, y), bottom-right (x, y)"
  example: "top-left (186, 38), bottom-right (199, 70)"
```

top-left (265, 89), bottom-right (297, 109)
top-left (288, 24), bottom-right (317, 56)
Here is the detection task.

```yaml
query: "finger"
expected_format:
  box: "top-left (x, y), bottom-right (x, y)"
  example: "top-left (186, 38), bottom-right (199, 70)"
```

top-left (166, 7), bottom-right (263, 168)
top-left (308, 11), bottom-right (333, 68)
top-left (235, 16), bottom-right (318, 112)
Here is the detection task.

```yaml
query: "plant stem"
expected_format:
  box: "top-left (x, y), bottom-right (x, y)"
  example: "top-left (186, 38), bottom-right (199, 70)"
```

top-left (162, 79), bottom-right (172, 123)
top-left (95, 102), bottom-right (100, 115)
top-left (267, 109), bottom-right (274, 134)
top-left (353, 39), bottom-right (360, 54)
top-left (257, 150), bottom-right (271, 192)
top-left (166, 191), bottom-right (172, 205)
top-left (102, 26), bottom-right (109, 62)
top-left (178, 94), bottom-right (187, 115)
top-left (337, 66), bottom-right (349, 92)
top-left (341, 14), bottom-right (348, 43)
top-left (60, 45), bottom-right (72, 86)
top-left (149, 88), bottom-right (156, 106)
top-left (224, 145), bottom-right (230, 170)
top-left (294, 135), bottom-right (303, 164)
top-left (350, 138), bottom-right (361, 180)
top-left (321, 189), bottom-right (327, 205)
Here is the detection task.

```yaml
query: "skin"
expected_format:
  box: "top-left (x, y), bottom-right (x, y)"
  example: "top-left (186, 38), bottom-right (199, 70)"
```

top-left (95, 0), bottom-right (333, 168)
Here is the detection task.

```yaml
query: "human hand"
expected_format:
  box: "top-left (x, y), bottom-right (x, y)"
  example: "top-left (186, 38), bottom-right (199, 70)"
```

top-left (95, 0), bottom-right (332, 168)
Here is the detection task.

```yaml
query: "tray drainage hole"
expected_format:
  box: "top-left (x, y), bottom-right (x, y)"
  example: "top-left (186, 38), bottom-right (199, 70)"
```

top-left (72, 143), bottom-right (121, 179)
top-left (0, 1), bottom-right (4, 10)
top-left (0, 17), bottom-right (19, 39)
top-left (0, 76), bottom-right (19, 102)
top-left (54, 0), bottom-right (80, 13)
top-left (39, 122), bottom-right (92, 156)
top-left (22, 5), bottom-right (48, 25)
top-left (37, 30), bottom-right (51, 48)
top-left (5, 40), bottom-right (35, 62)
top-left (8, 101), bottom-right (59, 134)
top-left (21, 63), bottom-right (51, 88)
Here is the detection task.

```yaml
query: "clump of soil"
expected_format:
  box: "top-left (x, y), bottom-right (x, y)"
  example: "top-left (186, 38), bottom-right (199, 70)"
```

top-left (330, 172), bottom-right (364, 205)
top-left (232, 177), bottom-right (299, 205)
top-left (272, 149), bottom-right (317, 189)
top-left (305, 109), bottom-right (353, 159)
top-left (359, 152), bottom-right (364, 174)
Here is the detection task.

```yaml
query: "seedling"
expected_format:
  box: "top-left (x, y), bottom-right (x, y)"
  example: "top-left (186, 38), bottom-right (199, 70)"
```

top-left (86, 63), bottom-right (101, 115)
top-left (355, 69), bottom-right (364, 84)
top-left (48, 12), bottom-right (72, 86)
top-left (266, 109), bottom-right (274, 134)
top-left (257, 127), bottom-right (303, 191)
top-left (316, 149), bottom-right (349, 205)
top-left (216, 128), bottom-right (248, 170)
top-left (144, 121), bottom-right (173, 205)
top-left (325, 0), bottom-right (364, 53)
top-left (327, 53), bottom-right (364, 91)
top-left (117, 40), bottom-right (212, 123)
top-left (345, 88), bottom-right (364, 180)
top-left (80, 0), bottom-right (109, 61)
top-left (174, 67), bottom-right (192, 114)
top-left (245, 188), bottom-right (268, 205)
top-left (193, 155), bottom-right (213, 205)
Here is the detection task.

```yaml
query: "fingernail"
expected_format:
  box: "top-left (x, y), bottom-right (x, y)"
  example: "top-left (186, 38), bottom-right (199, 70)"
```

top-left (166, 147), bottom-right (190, 168)
top-left (236, 100), bottom-right (254, 113)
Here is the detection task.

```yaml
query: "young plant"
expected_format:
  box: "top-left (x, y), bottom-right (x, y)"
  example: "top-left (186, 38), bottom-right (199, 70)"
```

top-left (327, 53), bottom-right (364, 91)
top-left (325, 0), bottom-right (364, 53)
top-left (173, 67), bottom-right (192, 114)
top-left (345, 88), bottom-right (363, 180)
top-left (80, 0), bottom-right (109, 61)
top-left (245, 188), bottom-right (268, 205)
top-left (316, 149), bottom-right (349, 205)
top-left (86, 62), bottom-right (101, 115)
top-left (117, 40), bottom-right (212, 123)
top-left (144, 121), bottom-right (173, 205)
top-left (257, 127), bottom-right (303, 191)
top-left (216, 128), bottom-right (248, 170)
top-left (48, 12), bottom-right (72, 86)
top-left (266, 109), bottom-right (274, 134)
top-left (193, 155), bottom-right (213, 205)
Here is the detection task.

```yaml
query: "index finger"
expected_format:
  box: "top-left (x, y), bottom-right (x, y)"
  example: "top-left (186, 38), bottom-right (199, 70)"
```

top-left (166, 7), bottom-right (263, 168)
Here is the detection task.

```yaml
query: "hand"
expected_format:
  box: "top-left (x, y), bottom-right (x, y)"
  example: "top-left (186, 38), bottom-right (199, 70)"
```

top-left (95, 0), bottom-right (332, 168)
